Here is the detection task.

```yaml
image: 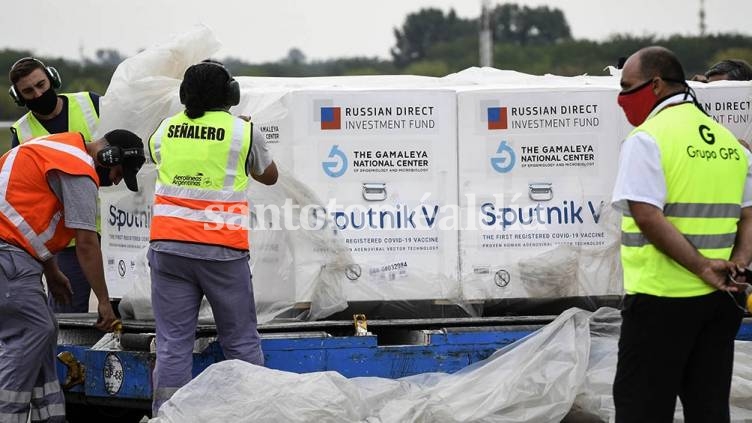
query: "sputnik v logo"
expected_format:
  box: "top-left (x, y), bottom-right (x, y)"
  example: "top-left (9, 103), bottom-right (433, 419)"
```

top-left (490, 140), bottom-right (516, 173)
top-left (322, 145), bottom-right (348, 177)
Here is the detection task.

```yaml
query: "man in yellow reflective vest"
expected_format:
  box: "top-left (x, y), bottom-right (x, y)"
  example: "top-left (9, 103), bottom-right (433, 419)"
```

top-left (147, 60), bottom-right (277, 415)
top-left (8, 57), bottom-right (104, 314)
top-left (612, 46), bottom-right (752, 422)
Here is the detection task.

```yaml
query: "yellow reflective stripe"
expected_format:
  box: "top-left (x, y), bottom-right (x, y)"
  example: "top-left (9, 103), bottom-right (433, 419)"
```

top-left (153, 204), bottom-right (248, 228)
top-left (150, 119), bottom-right (170, 165)
top-left (0, 387), bottom-right (31, 403)
top-left (156, 184), bottom-right (246, 202)
top-left (223, 118), bottom-right (245, 189)
top-left (70, 92), bottom-right (98, 136)
top-left (0, 149), bottom-right (52, 259)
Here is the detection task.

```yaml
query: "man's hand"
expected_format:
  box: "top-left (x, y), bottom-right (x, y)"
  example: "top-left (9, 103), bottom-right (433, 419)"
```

top-left (95, 301), bottom-right (118, 332)
top-left (74, 229), bottom-right (116, 331)
top-left (697, 258), bottom-right (743, 292)
top-left (45, 267), bottom-right (72, 305)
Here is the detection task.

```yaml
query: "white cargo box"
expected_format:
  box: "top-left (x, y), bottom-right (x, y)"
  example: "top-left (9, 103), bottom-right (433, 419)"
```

top-left (95, 26), bottom-right (752, 319)
top-left (456, 85), bottom-right (627, 301)
top-left (691, 81), bottom-right (752, 140)
top-left (281, 88), bottom-right (460, 302)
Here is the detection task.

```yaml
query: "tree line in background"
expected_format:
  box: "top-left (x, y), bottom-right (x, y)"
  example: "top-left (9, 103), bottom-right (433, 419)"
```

top-left (2, 3), bottom-right (752, 121)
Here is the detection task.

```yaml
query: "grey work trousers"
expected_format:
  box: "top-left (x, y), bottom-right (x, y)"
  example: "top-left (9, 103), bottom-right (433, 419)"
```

top-left (0, 249), bottom-right (65, 423)
top-left (148, 248), bottom-right (264, 416)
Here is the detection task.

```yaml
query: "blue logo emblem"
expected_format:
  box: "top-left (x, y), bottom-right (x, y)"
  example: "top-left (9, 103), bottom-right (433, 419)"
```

top-left (322, 145), bottom-right (348, 177)
top-left (490, 141), bottom-right (516, 173)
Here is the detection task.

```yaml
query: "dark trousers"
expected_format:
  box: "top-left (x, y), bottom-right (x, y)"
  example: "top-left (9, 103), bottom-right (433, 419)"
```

top-left (613, 290), bottom-right (743, 423)
top-left (47, 247), bottom-right (91, 313)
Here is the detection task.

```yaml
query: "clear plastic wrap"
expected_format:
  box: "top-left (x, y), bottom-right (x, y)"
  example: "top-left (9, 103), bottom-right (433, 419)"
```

top-left (104, 26), bottom-right (751, 325)
top-left (151, 308), bottom-right (590, 423)
top-left (150, 308), bottom-right (752, 422)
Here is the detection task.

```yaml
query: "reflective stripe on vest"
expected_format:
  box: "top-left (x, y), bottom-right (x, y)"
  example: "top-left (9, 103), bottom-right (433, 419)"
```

top-left (622, 202), bottom-right (740, 248)
top-left (152, 203), bottom-right (248, 228)
top-left (70, 92), bottom-right (98, 138)
top-left (12, 92), bottom-right (99, 143)
top-left (0, 136), bottom-right (96, 260)
top-left (0, 148), bottom-right (54, 259)
top-left (620, 103), bottom-right (748, 297)
top-left (11, 114), bottom-right (33, 142)
top-left (149, 112), bottom-right (251, 249)
top-left (622, 232), bottom-right (737, 249)
top-left (155, 183), bottom-right (247, 202)
top-left (149, 119), bottom-right (170, 165)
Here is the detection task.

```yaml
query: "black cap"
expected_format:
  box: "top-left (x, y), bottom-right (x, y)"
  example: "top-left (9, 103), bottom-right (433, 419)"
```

top-left (102, 129), bottom-right (146, 192)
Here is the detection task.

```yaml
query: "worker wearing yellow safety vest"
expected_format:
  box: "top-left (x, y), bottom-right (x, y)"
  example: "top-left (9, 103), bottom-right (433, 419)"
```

top-left (0, 130), bottom-right (144, 423)
top-left (612, 46), bottom-right (752, 422)
top-left (8, 57), bottom-right (103, 314)
top-left (147, 60), bottom-right (278, 416)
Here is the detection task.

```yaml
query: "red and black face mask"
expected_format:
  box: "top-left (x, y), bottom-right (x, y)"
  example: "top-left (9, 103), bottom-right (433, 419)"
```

top-left (617, 78), bottom-right (658, 127)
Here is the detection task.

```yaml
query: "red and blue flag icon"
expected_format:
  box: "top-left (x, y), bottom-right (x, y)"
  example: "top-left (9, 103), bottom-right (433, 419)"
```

top-left (321, 107), bottom-right (341, 130)
top-left (487, 107), bottom-right (508, 130)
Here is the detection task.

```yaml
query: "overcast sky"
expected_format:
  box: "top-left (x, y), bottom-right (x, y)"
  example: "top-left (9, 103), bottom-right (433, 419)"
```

top-left (2, 0), bottom-right (750, 64)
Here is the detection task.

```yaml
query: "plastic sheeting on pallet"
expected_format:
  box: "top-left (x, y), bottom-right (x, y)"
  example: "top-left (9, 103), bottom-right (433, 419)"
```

top-left (101, 25), bottom-right (465, 322)
top-left (148, 308), bottom-right (752, 423)
top-left (102, 26), bottom-right (752, 323)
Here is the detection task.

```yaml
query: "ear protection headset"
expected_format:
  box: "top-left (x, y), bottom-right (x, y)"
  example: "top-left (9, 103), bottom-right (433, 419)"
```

top-left (97, 144), bottom-right (144, 167)
top-left (8, 57), bottom-right (62, 106)
top-left (179, 60), bottom-right (240, 107)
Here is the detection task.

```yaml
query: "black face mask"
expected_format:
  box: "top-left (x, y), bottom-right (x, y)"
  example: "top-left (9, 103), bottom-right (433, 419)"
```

top-left (25, 87), bottom-right (58, 115)
top-left (96, 165), bottom-right (113, 186)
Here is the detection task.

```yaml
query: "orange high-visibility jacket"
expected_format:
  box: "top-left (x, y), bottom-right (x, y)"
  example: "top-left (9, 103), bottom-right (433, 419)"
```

top-left (148, 112), bottom-right (252, 250)
top-left (0, 132), bottom-right (98, 260)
